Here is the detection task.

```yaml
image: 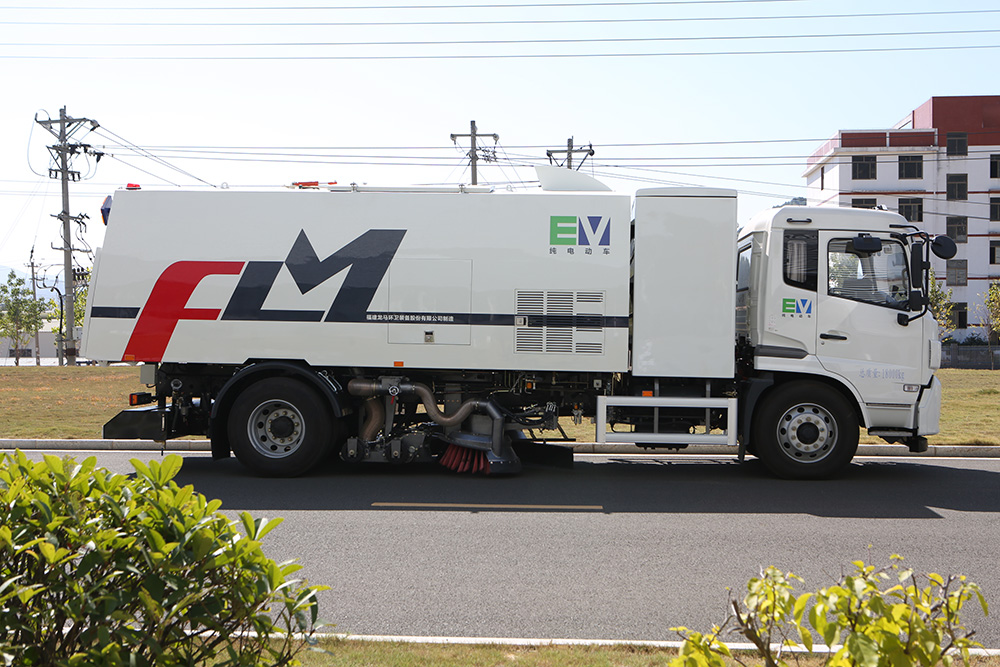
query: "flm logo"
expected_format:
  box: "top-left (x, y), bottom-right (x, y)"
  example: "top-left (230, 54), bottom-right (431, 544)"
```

top-left (550, 215), bottom-right (611, 246)
top-left (782, 298), bottom-right (812, 314)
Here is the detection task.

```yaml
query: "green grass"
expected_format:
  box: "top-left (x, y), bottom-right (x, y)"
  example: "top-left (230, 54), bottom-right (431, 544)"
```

top-left (300, 640), bottom-right (676, 667)
top-left (290, 639), bottom-right (1000, 667)
top-left (0, 366), bottom-right (148, 439)
top-left (0, 367), bottom-right (997, 445)
top-left (930, 369), bottom-right (1000, 445)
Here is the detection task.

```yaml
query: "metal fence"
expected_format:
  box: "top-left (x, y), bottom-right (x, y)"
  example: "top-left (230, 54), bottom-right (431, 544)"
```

top-left (942, 345), bottom-right (1000, 369)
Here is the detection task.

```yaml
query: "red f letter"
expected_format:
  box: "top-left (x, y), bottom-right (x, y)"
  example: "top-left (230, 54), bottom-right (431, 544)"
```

top-left (124, 261), bottom-right (244, 362)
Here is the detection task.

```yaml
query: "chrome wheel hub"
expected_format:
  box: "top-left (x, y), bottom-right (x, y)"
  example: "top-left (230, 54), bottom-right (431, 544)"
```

top-left (775, 403), bottom-right (836, 462)
top-left (247, 399), bottom-right (305, 459)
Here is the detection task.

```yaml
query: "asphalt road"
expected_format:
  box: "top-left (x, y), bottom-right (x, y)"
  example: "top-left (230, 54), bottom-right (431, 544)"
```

top-left (16, 450), bottom-right (1000, 646)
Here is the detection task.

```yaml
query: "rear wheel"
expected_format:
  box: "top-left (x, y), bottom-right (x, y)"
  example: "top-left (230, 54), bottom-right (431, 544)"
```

top-left (752, 381), bottom-right (858, 479)
top-left (228, 377), bottom-right (332, 477)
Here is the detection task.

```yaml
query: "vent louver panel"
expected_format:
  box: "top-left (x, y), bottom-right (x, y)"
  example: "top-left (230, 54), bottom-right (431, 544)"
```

top-left (514, 290), bottom-right (606, 354)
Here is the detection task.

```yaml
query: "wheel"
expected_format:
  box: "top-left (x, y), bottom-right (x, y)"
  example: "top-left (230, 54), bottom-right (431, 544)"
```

top-left (227, 377), bottom-right (333, 477)
top-left (751, 381), bottom-right (858, 479)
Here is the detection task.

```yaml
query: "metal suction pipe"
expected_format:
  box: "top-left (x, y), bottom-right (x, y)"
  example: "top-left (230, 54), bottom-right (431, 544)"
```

top-left (359, 397), bottom-right (384, 442)
top-left (347, 378), bottom-right (504, 453)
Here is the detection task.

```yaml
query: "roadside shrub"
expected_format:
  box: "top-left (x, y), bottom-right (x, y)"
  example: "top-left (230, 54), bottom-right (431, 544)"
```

top-left (0, 451), bottom-right (327, 666)
top-left (671, 556), bottom-right (988, 667)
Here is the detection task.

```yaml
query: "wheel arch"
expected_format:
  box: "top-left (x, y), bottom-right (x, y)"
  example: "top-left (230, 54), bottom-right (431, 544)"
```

top-left (750, 371), bottom-right (866, 438)
top-left (209, 360), bottom-right (348, 459)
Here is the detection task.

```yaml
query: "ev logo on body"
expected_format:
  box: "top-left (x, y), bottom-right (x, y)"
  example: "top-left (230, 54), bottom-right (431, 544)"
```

top-left (782, 298), bottom-right (813, 317)
top-left (549, 215), bottom-right (611, 247)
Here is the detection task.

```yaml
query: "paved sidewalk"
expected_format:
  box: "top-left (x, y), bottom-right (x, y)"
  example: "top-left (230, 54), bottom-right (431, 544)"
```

top-left (2, 438), bottom-right (998, 457)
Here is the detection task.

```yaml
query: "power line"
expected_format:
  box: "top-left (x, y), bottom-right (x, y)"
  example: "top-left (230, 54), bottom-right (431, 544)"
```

top-left (94, 127), bottom-right (216, 187)
top-left (122, 129), bottom-right (1000, 150)
top-left (94, 150), bottom-right (1000, 169)
top-left (5, 43), bottom-right (1000, 60)
top-left (101, 154), bottom-right (183, 187)
top-left (7, 28), bottom-right (1000, 49)
top-left (2, 8), bottom-right (998, 27)
top-left (7, 0), bottom-right (814, 10)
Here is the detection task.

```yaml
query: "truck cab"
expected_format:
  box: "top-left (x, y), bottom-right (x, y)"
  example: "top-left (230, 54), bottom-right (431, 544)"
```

top-left (736, 205), bottom-right (949, 474)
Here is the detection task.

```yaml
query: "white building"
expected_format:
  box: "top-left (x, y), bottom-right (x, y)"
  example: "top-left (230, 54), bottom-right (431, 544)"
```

top-left (805, 96), bottom-right (1000, 340)
top-left (1, 329), bottom-right (58, 363)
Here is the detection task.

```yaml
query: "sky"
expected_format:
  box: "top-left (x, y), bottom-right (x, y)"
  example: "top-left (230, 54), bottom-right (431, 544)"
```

top-left (1, 0), bottom-right (998, 290)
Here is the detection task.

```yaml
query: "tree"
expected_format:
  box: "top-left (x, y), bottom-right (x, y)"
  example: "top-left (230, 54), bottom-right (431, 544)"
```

top-left (928, 269), bottom-right (955, 341)
top-left (0, 270), bottom-right (51, 366)
top-left (976, 280), bottom-right (1000, 370)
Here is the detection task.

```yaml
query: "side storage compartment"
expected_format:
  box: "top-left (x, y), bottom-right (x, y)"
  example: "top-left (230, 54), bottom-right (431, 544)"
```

top-left (631, 188), bottom-right (738, 379)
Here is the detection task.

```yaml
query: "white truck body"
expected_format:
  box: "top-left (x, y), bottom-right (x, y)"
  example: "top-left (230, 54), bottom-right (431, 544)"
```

top-left (83, 167), bottom-right (947, 479)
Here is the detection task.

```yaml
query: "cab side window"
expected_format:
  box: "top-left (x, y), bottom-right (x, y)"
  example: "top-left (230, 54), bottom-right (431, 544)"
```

top-left (827, 239), bottom-right (909, 310)
top-left (737, 244), bottom-right (752, 292)
top-left (783, 231), bottom-right (817, 291)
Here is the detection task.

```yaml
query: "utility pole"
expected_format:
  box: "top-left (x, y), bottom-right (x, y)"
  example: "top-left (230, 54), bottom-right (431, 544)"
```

top-left (27, 249), bottom-right (41, 366)
top-left (450, 120), bottom-right (498, 185)
top-left (547, 137), bottom-right (594, 171)
top-left (35, 106), bottom-right (99, 366)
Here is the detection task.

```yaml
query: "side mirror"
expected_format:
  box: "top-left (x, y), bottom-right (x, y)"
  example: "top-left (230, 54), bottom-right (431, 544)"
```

top-left (852, 234), bottom-right (883, 254)
top-left (909, 241), bottom-right (924, 289)
top-left (931, 235), bottom-right (957, 260)
top-left (909, 290), bottom-right (926, 312)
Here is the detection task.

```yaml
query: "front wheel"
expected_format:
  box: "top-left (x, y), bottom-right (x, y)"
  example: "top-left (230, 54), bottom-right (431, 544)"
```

top-left (751, 381), bottom-right (858, 479)
top-left (228, 377), bottom-right (332, 477)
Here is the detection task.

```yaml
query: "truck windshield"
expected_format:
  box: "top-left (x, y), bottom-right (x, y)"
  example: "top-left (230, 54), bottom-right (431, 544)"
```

top-left (827, 238), bottom-right (909, 311)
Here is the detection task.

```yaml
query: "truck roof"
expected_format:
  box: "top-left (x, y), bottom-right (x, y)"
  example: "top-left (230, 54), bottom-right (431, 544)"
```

top-left (740, 205), bottom-right (912, 238)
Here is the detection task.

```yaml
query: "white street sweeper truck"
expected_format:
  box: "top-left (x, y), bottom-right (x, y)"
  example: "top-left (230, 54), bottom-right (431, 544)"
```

top-left (82, 166), bottom-right (955, 479)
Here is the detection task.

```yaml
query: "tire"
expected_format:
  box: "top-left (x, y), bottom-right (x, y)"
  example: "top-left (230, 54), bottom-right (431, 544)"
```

top-left (751, 381), bottom-right (858, 479)
top-left (227, 377), bottom-right (333, 477)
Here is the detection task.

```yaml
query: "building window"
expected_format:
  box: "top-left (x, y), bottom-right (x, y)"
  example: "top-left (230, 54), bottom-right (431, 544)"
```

top-left (946, 216), bottom-right (968, 243)
top-left (898, 198), bottom-right (923, 222)
top-left (946, 259), bottom-right (968, 286)
top-left (852, 198), bottom-right (877, 209)
top-left (947, 132), bottom-right (968, 156)
top-left (952, 302), bottom-right (968, 330)
top-left (993, 197), bottom-right (1000, 222)
top-left (852, 155), bottom-right (877, 180)
top-left (898, 155), bottom-right (923, 179)
top-left (991, 241), bottom-right (1000, 264)
top-left (947, 174), bottom-right (968, 200)
top-left (992, 154), bottom-right (1000, 179)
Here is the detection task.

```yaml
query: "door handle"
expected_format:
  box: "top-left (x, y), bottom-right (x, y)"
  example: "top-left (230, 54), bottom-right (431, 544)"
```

top-left (820, 333), bottom-right (848, 341)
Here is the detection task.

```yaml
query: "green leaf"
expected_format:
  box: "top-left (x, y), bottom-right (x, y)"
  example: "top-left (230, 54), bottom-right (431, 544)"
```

top-left (38, 540), bottom-right (56, 564)
top-left (845, 632), bottom-right (879, 667)
top-left (158, 454), bottom-right (183, 482)
top-left (240, 511), bottom-right (256, 538)
top-left (42, 454), bottom-right (65, 478)
top-left (797, 624), bottom-right (814, 653)
top-left (129, 458), bottom-right (152, 481)
top-left (975, 588), bottom-right (989, 616)
top-left (256, 516), bottom-right (284, 540)
top-left (793, 592), bottom-right (812, 623)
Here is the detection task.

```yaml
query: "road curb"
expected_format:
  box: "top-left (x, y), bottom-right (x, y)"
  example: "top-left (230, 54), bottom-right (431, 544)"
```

top-left (2, 439), bottom-right (998, 457)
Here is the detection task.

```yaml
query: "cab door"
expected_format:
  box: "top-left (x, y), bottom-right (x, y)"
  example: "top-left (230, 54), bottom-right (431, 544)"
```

top-left (815, 232), bottom-right (922, 407)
